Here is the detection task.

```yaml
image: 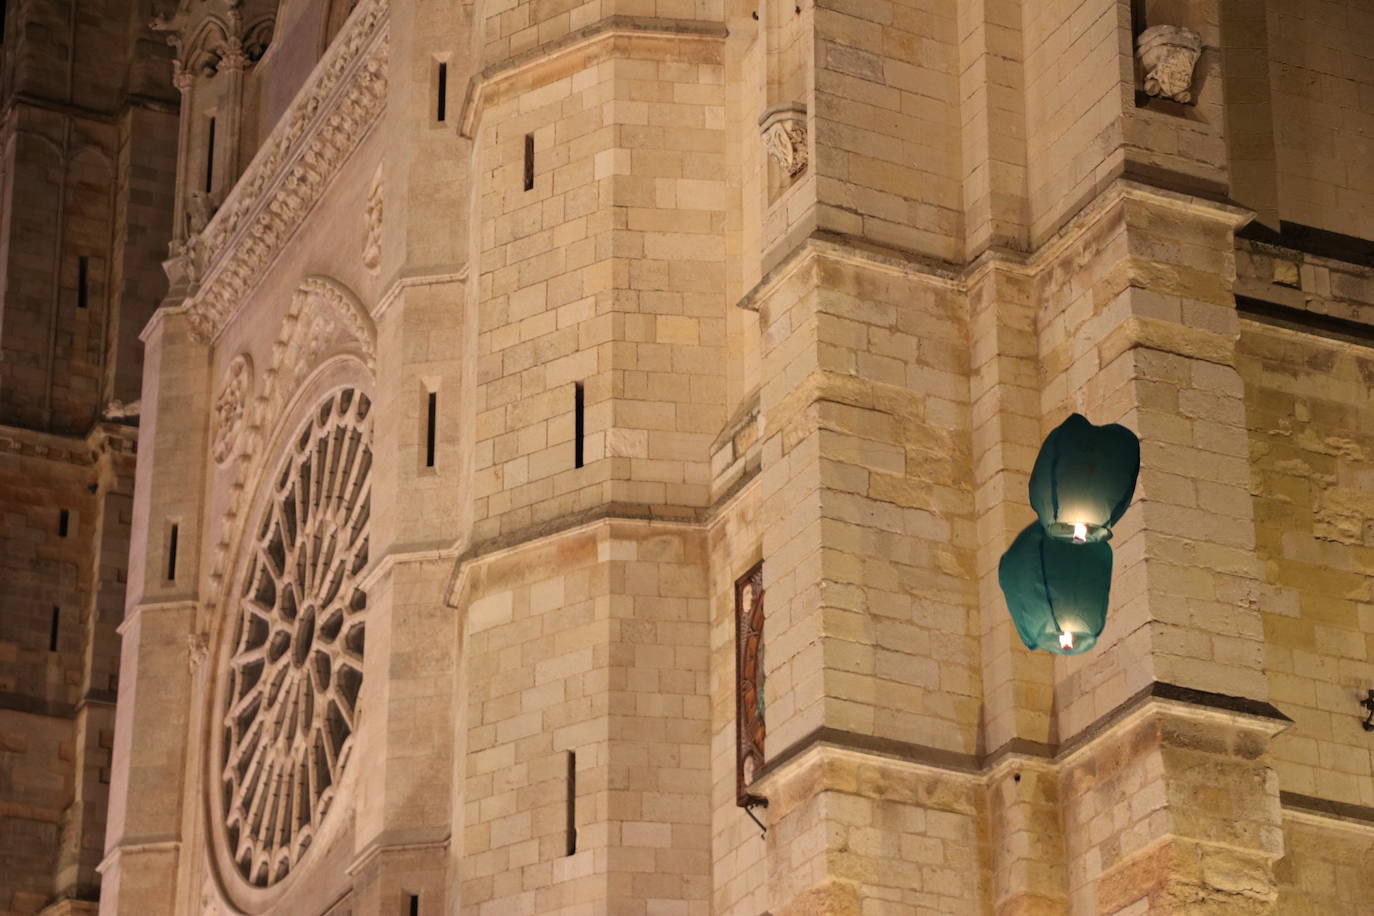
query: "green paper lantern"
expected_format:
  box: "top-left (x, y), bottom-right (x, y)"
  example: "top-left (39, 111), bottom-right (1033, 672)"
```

top-left (998, 522), bottom-right (1112, 655)
top-left (1029, 413), bottom-right (1140, 543)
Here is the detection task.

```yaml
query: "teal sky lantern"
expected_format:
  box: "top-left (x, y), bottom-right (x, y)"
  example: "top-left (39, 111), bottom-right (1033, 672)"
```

top-left (998, 522), bottom-right (1112, 654)
top-left (1029, 413), bottom-right (1140, 544)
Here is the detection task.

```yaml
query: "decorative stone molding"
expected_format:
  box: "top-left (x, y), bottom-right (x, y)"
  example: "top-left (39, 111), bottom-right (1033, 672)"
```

top-left (1136, 25), bottom-right (1203, 104)
top-left (182, 0), bottom-right (389, 341)
top-left (186, 630), bottom-right (210, 672)
top-left (211, 354), bottom-right (254, 466)
top-left (205, 277), bottom-right (376, 593)
top-left (760, 103), bottom-right (808, 179)
top-left (362, 164), bottom-right (383, 274)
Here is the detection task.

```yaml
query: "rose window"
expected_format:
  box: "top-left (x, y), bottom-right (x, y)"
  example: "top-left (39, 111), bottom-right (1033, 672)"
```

top-left (219, 388), bottom-right (372, 887)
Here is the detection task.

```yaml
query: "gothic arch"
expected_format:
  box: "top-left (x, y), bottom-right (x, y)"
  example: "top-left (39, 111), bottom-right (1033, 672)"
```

top-left (241, 14), bottom-right (276, 61)
top-left (181, 16), bottom-right (233, 75)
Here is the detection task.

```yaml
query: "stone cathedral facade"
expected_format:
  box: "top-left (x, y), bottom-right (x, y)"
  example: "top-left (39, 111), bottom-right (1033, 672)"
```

top-left (4, 0), bottom-right (1374, 913)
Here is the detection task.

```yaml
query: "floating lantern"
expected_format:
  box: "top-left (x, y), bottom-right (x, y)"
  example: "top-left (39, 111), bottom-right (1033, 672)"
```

top-left (998, 522), bottom-right (1112, 655)
top-left (1029, 413), bottom-right (1140, 543)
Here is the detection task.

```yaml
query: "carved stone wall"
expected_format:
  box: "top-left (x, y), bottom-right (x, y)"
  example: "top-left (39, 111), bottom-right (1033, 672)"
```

top-left (93, 2), bottom-right (1374, 916)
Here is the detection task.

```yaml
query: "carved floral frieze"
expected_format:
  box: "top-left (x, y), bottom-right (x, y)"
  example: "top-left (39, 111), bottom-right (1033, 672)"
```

top-left (177, 0), bottom-right (389, 341)
top-left (1136, 25), bottom-right (1203, 104)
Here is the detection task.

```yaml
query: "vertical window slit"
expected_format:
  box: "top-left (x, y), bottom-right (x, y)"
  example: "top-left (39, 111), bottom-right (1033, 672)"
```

top-left (58, 509), bottom-right (69, 537)
top-left (425, 391), bottom-right (437, 468)
top-left (436, 62), bottom-right (448, 122)
top-left (49, 607), bottom-right (60, 652)
top-left (205, 116), bottom-right (217, 193)
top-left (407, 893), bottom-right (420, 916)
top-left (77, 257), bottom-right (89, 309)
top-left (566, 750), bottom-right (577, 856)
top-left (524, 133), bottom-right (535, 191)
top-left (167, 523), bottom-right (179, 582)
top-left (573, 382), bottom-right (585, 469)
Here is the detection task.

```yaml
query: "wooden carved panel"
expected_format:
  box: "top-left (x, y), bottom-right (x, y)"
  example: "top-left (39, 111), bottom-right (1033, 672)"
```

top-left (735, 561), bottom-right (765, 806)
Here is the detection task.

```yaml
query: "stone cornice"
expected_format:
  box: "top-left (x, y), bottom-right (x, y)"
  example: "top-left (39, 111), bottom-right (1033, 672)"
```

top-left (748, 681), bottom-right (1292, 803)
top-left (0, 419), bottom-right (138, 466)
top-left (460, 16), bottom-right (727, 139)
top-left (735, 179), bottom-right (1256, 317)
top-left (181, 0), bottom-right (389, 342)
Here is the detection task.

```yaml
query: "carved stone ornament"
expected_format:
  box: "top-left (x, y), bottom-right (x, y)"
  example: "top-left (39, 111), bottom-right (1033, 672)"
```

top-left (187, 630), bottom-right (211, 673)
top-left (212, 354), bottom-right (254, 466)
top-left (361, 165), bottom-right (383, 274)
top-left (1136, 25), bottom-right (1203, 104)
top-left (759, 103), bottom-right (808, 179)
top-left (182, 0), bottom-right (389, 342)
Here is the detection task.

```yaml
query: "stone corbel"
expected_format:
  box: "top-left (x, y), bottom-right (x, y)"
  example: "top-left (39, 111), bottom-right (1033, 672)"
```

top-left (1136, 25), bottom-right (1203, 104)
top-left (760, 103), bottom-right (808, 180)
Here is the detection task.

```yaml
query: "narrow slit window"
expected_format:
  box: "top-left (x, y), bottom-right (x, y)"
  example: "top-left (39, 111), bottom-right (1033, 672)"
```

top-left (167, 523), bottom-right (179, 582)
top-left (205, 116), bottom-right (217, 193)
top-left (523, 133), bottom-right (535, 191)
top-left (58, 509), bottom-right (69, 537)
top-left (436, 62), bottom-right (448, 122)
top-left (77, 257), bottom-right (89, 309)
top-left (425, 390), bottom-right (438, 468)
top-left (49, 607), bottom-right (60, 652)
top-left (566, 750), bottom-right (577, 856)
top-left (573, 382), bottom-right (585, 469)
top-left (407, 894), bottom-right (420, 916)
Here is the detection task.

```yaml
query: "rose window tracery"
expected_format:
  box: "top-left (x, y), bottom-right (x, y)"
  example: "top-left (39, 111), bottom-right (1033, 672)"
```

top-left (218, 387), bottom-right (372, 887)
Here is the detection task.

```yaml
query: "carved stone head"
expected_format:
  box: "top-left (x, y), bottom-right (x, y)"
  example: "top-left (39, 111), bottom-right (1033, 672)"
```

top-left (1136, 25), bottom-right (1203, 104)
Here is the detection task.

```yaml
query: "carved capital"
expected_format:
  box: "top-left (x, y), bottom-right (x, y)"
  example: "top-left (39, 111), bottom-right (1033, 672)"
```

top-left (219, 40), bottom-right (249, 73)
top-left (760, 103), bottom-right (808, 180)
top-left (1136, 25), bottom-right (1203, 104)
top-left (172, 60), bottom-right (195, 92)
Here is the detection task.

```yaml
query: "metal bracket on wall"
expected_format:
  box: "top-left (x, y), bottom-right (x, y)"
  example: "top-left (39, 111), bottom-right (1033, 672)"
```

top-left (742, 794), bottom-right (769, 839)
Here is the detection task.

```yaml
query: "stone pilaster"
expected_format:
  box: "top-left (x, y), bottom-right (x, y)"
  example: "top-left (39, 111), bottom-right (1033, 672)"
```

top-left (1060, 697), bottom-right (1287, 913)
top-left (751, 241), bottom-right (981, 912)
top-left (98, 309), bottom-right (212, 916)
top-left (1033, 180), bottom-right (1284, 912)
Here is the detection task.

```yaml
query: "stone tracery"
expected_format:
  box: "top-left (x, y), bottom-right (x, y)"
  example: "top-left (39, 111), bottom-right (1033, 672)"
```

top-left (217, 386), bottom-right (372, 888)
